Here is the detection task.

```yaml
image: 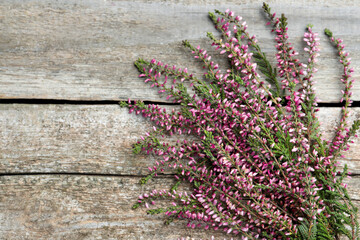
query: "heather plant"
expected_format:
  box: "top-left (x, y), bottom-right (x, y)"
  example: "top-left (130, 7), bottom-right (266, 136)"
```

top-left (120, 3), bottom-right (359, 239)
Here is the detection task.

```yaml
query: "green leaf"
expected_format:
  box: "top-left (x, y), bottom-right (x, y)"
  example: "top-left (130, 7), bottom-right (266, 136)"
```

top-left (309, 220), bottom-right (317, 240)
top-left (139, 172), bottom-right (156, 185)
top-left (119, 101), bottom-right (129, 108)
top-left (324, 28), bottom-right (333, 38)
top-left (298, 224), bottom-right (309, 239)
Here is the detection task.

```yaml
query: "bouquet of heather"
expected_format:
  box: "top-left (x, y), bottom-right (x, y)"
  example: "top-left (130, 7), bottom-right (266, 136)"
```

top-left (120, 3), bottom-right (359, 239)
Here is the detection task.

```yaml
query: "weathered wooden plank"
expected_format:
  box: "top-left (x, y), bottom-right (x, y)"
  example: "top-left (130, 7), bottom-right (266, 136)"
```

top-left (344, 177), bottom-right (360, 201)
top-left (1, 104), bottom-right (360, 174)
top-left (0, 175), bottom-right (224, 239)
top-left (0, 175), bottom-right (359, 240)
top-left (0, 104), bottom-right (154, 175)
top-left (0, 0), bottom-right (359, 102)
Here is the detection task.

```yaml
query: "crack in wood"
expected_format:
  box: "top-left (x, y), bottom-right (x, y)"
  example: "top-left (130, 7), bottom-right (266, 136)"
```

top-left (0, 172), bottom-right (175, 178)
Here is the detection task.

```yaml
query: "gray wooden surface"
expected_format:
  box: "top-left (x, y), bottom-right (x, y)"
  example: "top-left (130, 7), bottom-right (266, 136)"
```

top-left (0, 0), bottom-right (359, 239)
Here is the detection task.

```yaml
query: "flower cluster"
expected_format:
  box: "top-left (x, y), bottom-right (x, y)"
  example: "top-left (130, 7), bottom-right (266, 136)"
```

top-left (120, 3), bottom-right (359, 240)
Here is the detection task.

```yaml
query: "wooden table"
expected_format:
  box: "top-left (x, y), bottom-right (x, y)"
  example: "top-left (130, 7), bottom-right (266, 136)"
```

top-left (0, 0), bottom-right (359, 239)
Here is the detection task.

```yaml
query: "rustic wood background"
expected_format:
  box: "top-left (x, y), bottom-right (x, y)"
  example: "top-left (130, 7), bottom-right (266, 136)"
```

top-left (0, 0), bottom-right (359, 239)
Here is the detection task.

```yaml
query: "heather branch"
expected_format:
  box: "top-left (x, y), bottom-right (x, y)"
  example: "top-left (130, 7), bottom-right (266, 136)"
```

top-left (325, 29), bottom-right (357, 161)
top-left (210, 9), bottom-right (281, 97)
top-left (126, 96), bottom-right (299, 230)
top-left (178, 95), bottom-right (300, 231)
top-left (186, 33), bottom-right (320, 222)
top-left (207, 30), bottom-right (317, 206)
top-left (206, 31), bottom-right (284, 114)
top-left (263, 3), bottom-right (305, 90)
top-left (301, 26), bottom-right (322, 149)
top-left (124, 3), bottom-right (360, 239)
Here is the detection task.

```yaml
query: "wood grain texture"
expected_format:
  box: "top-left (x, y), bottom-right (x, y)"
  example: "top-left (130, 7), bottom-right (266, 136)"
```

top-left (0, 175), bottom-right (226, 240)
top-left (1, 104), bottom-right (360, 175)
top-left (0, 0), bottom-right (359, 102)
top-left (0, 175), bottom-right (359, 240)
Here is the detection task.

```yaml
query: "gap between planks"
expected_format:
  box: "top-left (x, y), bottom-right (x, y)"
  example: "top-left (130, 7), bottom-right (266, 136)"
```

top-left (1, 98), bottom-right (360, 107)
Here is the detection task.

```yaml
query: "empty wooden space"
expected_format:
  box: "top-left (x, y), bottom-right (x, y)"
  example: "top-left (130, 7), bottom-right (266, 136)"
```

top-left (0, 0), bottom-right (359, 239)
